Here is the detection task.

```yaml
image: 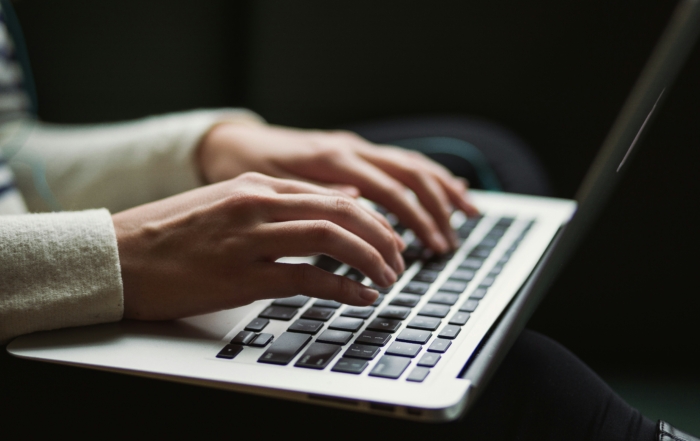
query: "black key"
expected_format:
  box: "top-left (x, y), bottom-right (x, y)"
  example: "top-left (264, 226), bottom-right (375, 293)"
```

top-left (427, 339), bottom-right (452, 353)
top-left (459, 299), bottom-right (479, 312)
top-left (412, 269), bottom-right (440, 283)
top-left (422, 260), bottom-right (448, 271)
top-left (370, 283), bottom-right (393, 294)
top-left (314, 299), bottom-right (342, 309)
top-left (480, 276), bottom-right (496, 288)
top-left (295, 343), bottom-right (341, 369)
top-left (341, 306), bottom-right (375, 319)
top-left (449, 312), bottom-right (471, 326)
top-left (258, 332), bottom-right (311, 365)
top-left (401, 281), bottom-right (431, 295)
top-left (480, 237), bottom-right (499, 248)
top-left (406, 367), bottom-right (430, 382)
top-left (460, 258), bottom-right (484, 270)
top-left (390, 293), bottom-right (421, 307)
top-left (272, 295), bottom-right (310, 308)
top-left (469, 247), bottom-right (492, 259)
top-left (316, 329), bottom-right (354, 345)
top-left (288, 319), bottom-right (324, 334)
top-left (498, 255), bottom-right (511, 265)
top-left (245, 317), bottom-right (270, 332)
top-left (332, 357), bottom-right (368, 374)
top-left (344, 267), bottom-right (366, 282)
top-left (231, 330), bottom-right (256, 345)
top-left (438, 325), bottom-right (461, 339)
top-left (418, 304), bottom-right (450, 318)
top-left (496, 216), bottom-right (515, 227)
top-left (450, 269), bottom-right (475, 281)
top-left (396, 329), bottom-right (432, 344)
top-left (489, 265), bottom-right (504, 276)
top-left (328, 317), bottom-right (364, 332)
top-left (216, 344), bottom-right (243, 359)
top-left (417, 352), bottom-right (441, 367)
top-left (369, 355), bottom-right (411, 379)
top-left (259, 306), bottom-right (298, 321)
top-left (249, 333), bottom-right (274, 347)
top-left (440, 280), bottom-right (468, 293)
top-left (378, 306), bottom-right (412, 320)
top-left (344, 344), bottom-right (381, 360)
top-left (407, 316), bottom-right (441, 331)
top-left (315, 255), bottom-right (342, 273)
top-left (372, 294), bottom-right (386, 307)
top-left (430, 292), bottom-right (459, 306)
top-left (469, 288), bottom-right (488, 300)
top-left (385, 342), bottom-right (421, 358)
top-left (366, 318), bottom-right (402, 333)
top-left (301, 307), bottom-right (335, 322)
top-left (355, 330), bottom-right (392, 346)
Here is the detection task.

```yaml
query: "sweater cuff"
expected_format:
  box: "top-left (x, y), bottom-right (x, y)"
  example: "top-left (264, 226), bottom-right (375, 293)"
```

top-left (0, 209), bottom-right (123, 343)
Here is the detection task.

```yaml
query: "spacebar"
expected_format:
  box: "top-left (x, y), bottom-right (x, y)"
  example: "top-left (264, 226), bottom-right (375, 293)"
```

top-left (258, 332), bottom-right (312, 365)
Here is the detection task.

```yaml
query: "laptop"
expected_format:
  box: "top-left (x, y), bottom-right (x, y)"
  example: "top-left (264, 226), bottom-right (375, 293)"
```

top-left (8, 0), bottom-right (700, 422)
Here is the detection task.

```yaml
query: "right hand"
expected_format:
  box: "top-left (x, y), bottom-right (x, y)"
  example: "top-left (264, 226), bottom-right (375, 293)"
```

top-left (112, 172), bottom-right (405, 321)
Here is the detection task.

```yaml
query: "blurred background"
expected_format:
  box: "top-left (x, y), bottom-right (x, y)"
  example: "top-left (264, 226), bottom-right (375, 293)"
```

top-left (12, 0), bottom-right (700, 430)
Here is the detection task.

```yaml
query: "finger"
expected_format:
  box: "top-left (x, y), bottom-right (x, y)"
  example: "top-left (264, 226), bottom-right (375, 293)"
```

top-left (266, 194), bottom-right (404, 273)
top-left (256, 174), bottom-right (357, 199)
top-left (255, 220), bottom-right (398, 287)
top-left (261, 262), bottom-right (380, 306)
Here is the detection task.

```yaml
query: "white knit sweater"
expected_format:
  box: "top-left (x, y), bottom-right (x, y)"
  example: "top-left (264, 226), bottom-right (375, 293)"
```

top-left (0, 108), bottom-right (263, 343)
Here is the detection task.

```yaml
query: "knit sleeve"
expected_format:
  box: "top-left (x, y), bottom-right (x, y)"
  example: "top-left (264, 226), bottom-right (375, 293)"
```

top-left (8, 108), bottom-right (264, 213)
top-left (0, 209), bottom-right (122, 344)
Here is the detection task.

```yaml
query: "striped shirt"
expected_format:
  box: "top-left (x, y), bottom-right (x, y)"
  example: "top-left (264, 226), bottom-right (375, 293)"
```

top-left (0, 0), bottom-right (29, 214)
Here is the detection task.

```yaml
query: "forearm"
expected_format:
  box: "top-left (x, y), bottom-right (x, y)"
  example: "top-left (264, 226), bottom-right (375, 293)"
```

top-left (9, 109), bottom-right (263, 213)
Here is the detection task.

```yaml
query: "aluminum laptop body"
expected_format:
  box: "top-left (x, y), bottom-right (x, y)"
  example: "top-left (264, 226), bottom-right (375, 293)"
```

top-left (8, 0), bottom-right (700, 423)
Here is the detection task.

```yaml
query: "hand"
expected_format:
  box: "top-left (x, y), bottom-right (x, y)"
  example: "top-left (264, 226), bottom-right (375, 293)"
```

top-left (113, 172), bottom-right (405, 320)
top-left (197, 124), bottom-right (479, 253)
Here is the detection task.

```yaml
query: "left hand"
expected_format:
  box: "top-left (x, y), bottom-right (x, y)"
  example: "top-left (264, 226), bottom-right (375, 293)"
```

top-left (196, 123), bottom-right (480, 253)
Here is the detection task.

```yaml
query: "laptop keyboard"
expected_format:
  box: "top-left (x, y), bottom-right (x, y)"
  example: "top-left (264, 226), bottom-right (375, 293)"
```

top-left (216, 214), bottom-right (534, 382)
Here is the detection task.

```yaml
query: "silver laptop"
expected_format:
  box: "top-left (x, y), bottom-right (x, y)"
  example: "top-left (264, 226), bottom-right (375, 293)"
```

top-left (8, 0), bottom-right (700, 422)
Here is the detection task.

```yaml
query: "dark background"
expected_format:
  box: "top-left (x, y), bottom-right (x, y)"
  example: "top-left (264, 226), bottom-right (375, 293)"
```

top-left (8, 0), bottom-right (700, 420)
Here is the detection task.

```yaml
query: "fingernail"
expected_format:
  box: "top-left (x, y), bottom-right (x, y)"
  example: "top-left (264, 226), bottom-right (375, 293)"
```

top-left (432, 232), bottom-right (450, 253)
top-left (360, 287), bottom-right (379, 303)
top-left (383, 265), bottom-right (397, 285)
top-left (449, 230), bottom-right (459, 249)
top-left (394, 232), bottom-right (407, 250)
top-left (393, 253), bottom-right (405, 274)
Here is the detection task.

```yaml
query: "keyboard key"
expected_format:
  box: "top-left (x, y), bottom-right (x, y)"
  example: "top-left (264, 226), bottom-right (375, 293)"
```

top-left (440, 280), bottom-right (468, 293)
top-left (496, 216), bottom-right (515, 227)
top-left (369, 355), bottom-right (411, 379)
top-left (480, 276), bottom-right (496, 288)
top-left (407, 316), bottom-right (441, 331)
top-left (258, 332), bottom-right (312, 365)
top-left (372, 294), bottom-right (386, 307)
top-left (316, 329), bottom-right (354, 345)
top-left (259, 306), bottom-right (298, 321)
top-left (418, 304), bottom-right (450, 318)
top-left (344, 344), bottom-right (381, 360)
top-left (417, 352), bottom-right (441, 367)
top-left (459, 299), bottom-right (479, 312)
top-left (314, 299), bottom-right (343, 309)
top-left (344, 267), bottom-right (365, 282)
top-left (385, 342), bottom-right (421, 358)
top-left (315, 255), bottom-right (342, 273)
top-left (328, 317), bottom-right (364, 332)
top-left (427, 339), bottom-right (452, 353)
top-left (216, 344), bottom-right (243, 359)
top-left (430, 292), bottom-right (459, 305)
top-left (390, 293), bottom-right (421, 307)
top-left (245, 317), bottom-right (269, 332)
top-left (301, 307), bottom-right (335, 321)
top-left (489, 265), bottom-right (504, 276)
top-left (366, 318), bottom-right (402, 333)
top-left (406, 367), bottom-right (430, 382)
top-left (438, 325), bottom-right (461, 339)
top-left (422, 260), bottom-right (448, 271)
top-left (412, 269), bottom-right (440, 283)
top-left (355, 330), bottom-right (392, 346)
top-left (449, 312), bottom-right (471, 326)
top-left (401, 281), bottom-right (431, 295)
top-left (249, 333), bottom-right (274, 347)
top-left (332, 357), bottom-right (369, 374)
top-left (231, 331), bottom-right (256, 345)
top-left (480, 237), bottom-right (499, 248)
top-left (288, 319), bottom-right (324, 334)
top-left (370, 283), bottom-right (393, 294)
top-left (469, 288), bottom-right (488, 300)
top-left (295, 343), bottom-right (342, 369)
top-left (396, 329), bottom-right (432, 344)
top-left (378, 306), bottom-right (412, 320)
top-left (460, 258), bottom-right (484, 270)
top-left (469, 247), bottom-right (491, 259)
top-left (450, 269), bottom-right (476, 281)
top-left (272, 295), bottom-right (310, 308)
top-left (341, 306), bottom-right (375, 319)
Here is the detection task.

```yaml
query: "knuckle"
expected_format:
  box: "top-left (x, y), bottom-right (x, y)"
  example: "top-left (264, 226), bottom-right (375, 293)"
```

top-left (331, 196), bottom-right (356, 219)
top-left (310, 220), bottom-right (336, 241)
